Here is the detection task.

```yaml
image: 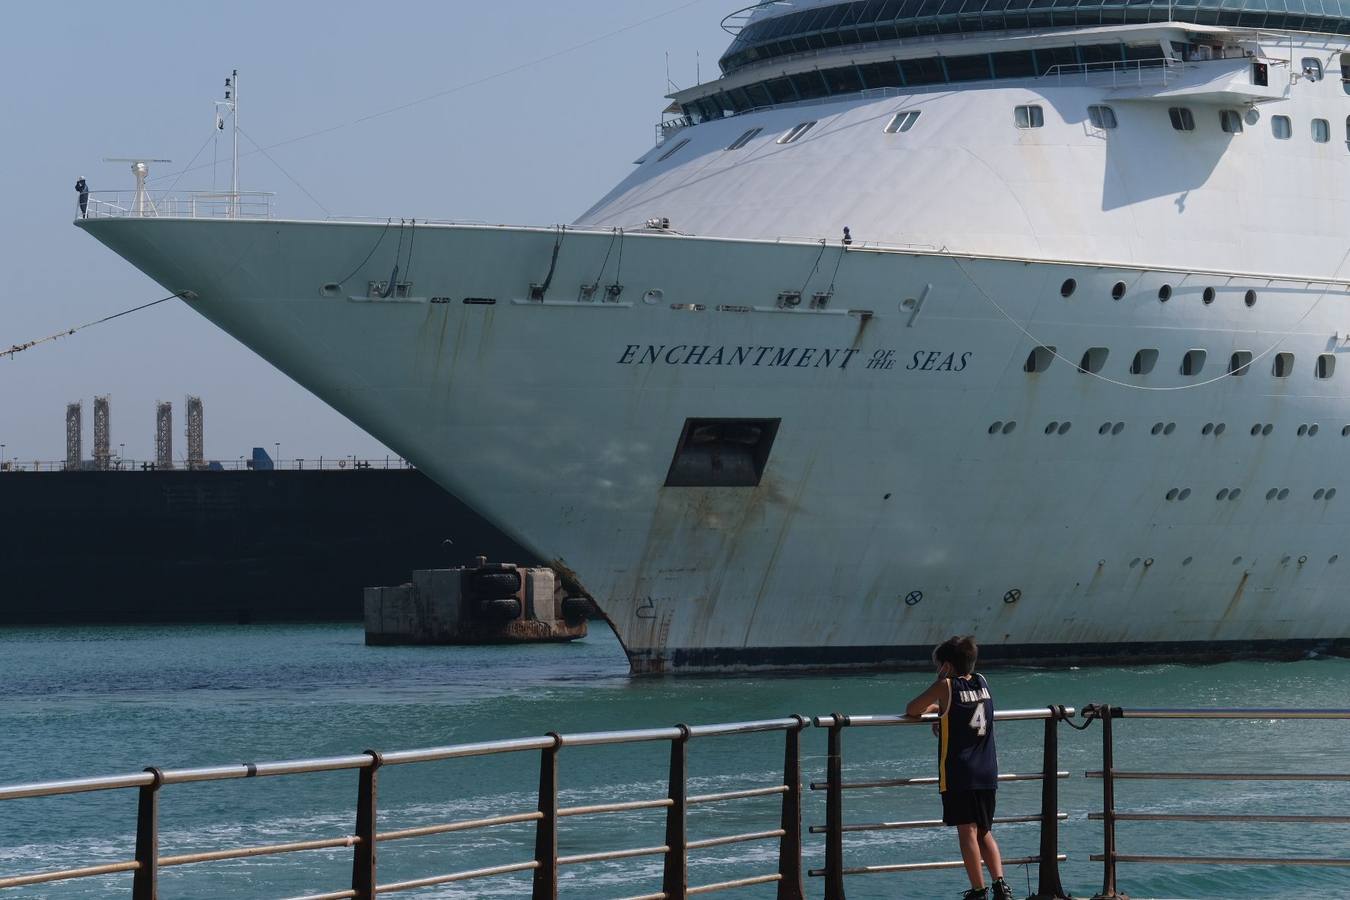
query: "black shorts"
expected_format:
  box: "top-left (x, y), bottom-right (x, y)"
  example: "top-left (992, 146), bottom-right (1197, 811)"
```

top-left (942, 789), bottom-right (996, 831)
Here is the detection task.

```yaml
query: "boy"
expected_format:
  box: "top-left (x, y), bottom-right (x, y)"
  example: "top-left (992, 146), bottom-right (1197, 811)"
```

top-left (906, 635), bottom-right (1013, 900)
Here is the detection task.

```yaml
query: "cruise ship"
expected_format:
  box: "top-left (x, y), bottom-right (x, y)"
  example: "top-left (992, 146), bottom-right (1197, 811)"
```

top-left (80, 0), bottom-right (1350, 673)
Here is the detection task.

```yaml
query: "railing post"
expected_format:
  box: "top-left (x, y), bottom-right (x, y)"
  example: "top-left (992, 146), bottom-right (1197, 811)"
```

top-left (1091, 705), bottom-right (1125, 900)
top-left (1030, 709), bottom-right (1068, 900)
top-left (351, 750), bottom-right (381, 900)
top-left (662, 724), bottom-right (691, 900)
top-left (532, 734), bottom-right (561, 900)
top-left (824, 715), bottom-right (847, 900)
top-left (132, 767), bottom-right (162, 900)
top-left (777, 716), bottom-right (806, 900)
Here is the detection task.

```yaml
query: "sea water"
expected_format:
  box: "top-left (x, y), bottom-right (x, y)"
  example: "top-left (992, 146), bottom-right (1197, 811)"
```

top-left (0, 624), bottom-right (1347, 899)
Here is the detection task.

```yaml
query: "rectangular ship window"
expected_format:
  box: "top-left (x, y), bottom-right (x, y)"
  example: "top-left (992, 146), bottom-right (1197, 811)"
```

top-left (1014, 105), bottom-right (1044, 128)
top-left (1312, 118), bottom-right (1331, 143)
top-left (726, 127), bottom-right (763, 150)
top-left (884, 110), bottom-right (921, 133)
top-left (1220, 109), bottom-right (1243, 134)
top-left (1087, 105), bottom-right (1117, 129)
top-left (1272, 115), bottom-right (1292, 139)
top-left (1168, 107), bottom-right (1195, 131)
top-left (664, 418), bottom-right (781, 487)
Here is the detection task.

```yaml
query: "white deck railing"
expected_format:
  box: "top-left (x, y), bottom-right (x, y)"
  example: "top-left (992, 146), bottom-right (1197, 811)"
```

top-left (82, 190), bottom-right (274, 220)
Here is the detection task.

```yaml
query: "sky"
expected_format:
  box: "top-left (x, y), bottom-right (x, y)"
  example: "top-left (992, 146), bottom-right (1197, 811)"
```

top-left (0, 0), bottom-right (738, 465)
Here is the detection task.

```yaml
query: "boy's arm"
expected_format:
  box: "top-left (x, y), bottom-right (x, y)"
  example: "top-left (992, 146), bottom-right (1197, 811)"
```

top-left (904, 678), bottom-right (950, 717)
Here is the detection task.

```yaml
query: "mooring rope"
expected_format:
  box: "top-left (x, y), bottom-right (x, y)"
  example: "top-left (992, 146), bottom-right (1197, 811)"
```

top-left (2, 291), bottom-right (188, 360)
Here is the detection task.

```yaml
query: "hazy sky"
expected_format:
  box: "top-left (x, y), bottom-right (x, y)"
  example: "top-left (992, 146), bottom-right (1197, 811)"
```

top-left (0, 0), bottom-right (735, 464)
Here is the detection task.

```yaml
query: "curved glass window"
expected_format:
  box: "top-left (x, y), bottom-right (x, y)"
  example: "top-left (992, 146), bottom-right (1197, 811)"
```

top-left (1015, 104), bottom-right (1044, 128)
top-left (1273, 115), bottom-right (1292, 139)
top-left (1088, 105), bottom-right (1118, 129)
top-left (1220, 109), bottom-right (1243, 134)
top-left (1169, 107), bottom-right (1195, 131)
top-left (721, 0), bottom-right (1350, 75)
top-left (1302, 57), bottom-right (1324, 80)
top-left (884, 109), bottom-right (921, 133)
top-left (1313, 118), bottom-right (1331, 143)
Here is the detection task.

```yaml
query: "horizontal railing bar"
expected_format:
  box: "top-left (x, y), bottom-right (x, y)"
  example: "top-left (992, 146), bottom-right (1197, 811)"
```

top-left (559, 798), bottom-right (671, 817)
top-left (1086, 771), bottom-right (1350, 782)
top-left (685, 718), bottom-right (803, 739)
top-left (809, 854), bottom-right (1062, 877)
top-left (688, 785), bottom-right (788, 805)
top-left (558, 844), bottom-right (670, 866)
top-left (160, 755), bottom-right (374, 785)
top-left (159, 834), bottom-right (360, 867)
top-left (1091, 854), bottom-right (1350, 867)
top-left (1110, 708), bottom-right (1350, 720)
top-left (0, 859), bottom-right (140, 889)
top-left (688, 872), bottom-right (783, 894)
top-left (812, 771), bottom-right (1065, 791)
top-left (1089, 812), bottom-right (1350, 824)
top-left (686, 828), bottom-right (785, 851)
top-left (558, 727), bottom-right (685, 747)
top-left (616, 892), bottom-right (667, 900)
top-left (0, 771), bottom-right (155, 801)
top-left (814, 708), bottom-right (1074, 728)
top-left (278, 890), bottom-right (358, 900)
top-left (377, 736), bottom-right (557, 766)
top-left (376, 859), bottom-right (539, 892)
top-left (810, 812), bottom-right (1067, 834)
top-left (378, 811), bottom-right (543, 841)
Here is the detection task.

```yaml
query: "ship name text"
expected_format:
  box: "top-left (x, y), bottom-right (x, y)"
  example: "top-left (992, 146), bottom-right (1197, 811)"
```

top-left (617, 344), bottom-right (866, 370)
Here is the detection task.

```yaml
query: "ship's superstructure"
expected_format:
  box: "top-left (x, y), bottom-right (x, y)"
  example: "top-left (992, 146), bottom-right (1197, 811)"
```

top-left (79, 1), bottom-right (1350, 671)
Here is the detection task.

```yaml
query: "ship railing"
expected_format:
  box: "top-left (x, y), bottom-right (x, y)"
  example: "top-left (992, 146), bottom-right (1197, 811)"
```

top-left (808, 707), bottom-right (1075, 899)
top-left (0, 457), bottom-right (415, 472)
top-left (1083, 705), bottom-right (1350, 899)
top-left (1038, 56), bottom-right (1185, 87)
top-left (0, 716), bottom-right (809, 900)
top-left (82, 190), bottom-right (274, 220)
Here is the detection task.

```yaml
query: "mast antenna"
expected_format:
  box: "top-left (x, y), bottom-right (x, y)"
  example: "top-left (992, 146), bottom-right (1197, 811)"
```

top-left (214, 69), bottom-right (239, 218)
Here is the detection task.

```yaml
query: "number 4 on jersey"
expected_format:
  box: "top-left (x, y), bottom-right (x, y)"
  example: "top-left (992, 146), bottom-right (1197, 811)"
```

top-left (970, 704), bottom-right (987, 736)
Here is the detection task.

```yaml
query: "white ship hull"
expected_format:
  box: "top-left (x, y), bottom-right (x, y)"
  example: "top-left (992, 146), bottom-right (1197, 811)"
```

top-left (79, 215), bottom-right (1350, 672)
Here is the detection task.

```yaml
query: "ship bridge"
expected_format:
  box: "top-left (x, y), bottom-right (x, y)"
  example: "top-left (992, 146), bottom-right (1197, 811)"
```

top-left (668, 0), bottom-right (1310, 122)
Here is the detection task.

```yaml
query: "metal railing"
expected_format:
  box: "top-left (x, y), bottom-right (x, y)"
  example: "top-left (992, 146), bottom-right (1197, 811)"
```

top-left (1083, 705), bottom-right (1350, 899)
top-left (809, 707), bottom-right (1074, 900)
top-left (0, 716), bottom-right (808, 900)
top-left (1039, 56), bottom-right (1185, 87)
top-left (0, 456), bottom-right (413, 473)
top-left (82, 190), bottom-right (274, 220)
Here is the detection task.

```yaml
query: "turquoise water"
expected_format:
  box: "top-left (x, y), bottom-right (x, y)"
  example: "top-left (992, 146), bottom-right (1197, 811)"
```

top-left (0, 624), bottom-right (1347, 899)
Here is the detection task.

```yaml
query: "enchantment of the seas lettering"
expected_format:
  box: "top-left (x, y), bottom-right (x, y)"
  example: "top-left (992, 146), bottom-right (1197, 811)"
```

top-left (617, 344), bottom-right (864, 369)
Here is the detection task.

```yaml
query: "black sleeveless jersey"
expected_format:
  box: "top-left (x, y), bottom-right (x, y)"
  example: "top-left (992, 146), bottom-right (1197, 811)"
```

top-left (938, 673), bottom-right (998, 792)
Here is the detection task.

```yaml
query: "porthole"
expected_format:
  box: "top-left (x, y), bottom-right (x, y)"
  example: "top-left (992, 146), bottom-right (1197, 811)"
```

top-left (1179, 488), bottom-right (1191, 500)
top-left (1310, 424), bottom-right (1320, 436)
top-left (1245, 289), bottom-right (1257, 307)
top-left (1163, 422), bottom-right (1176, 435)
top-left (1111, 281), bottom-right (1127, 300)
top-left (1130, 349), bottom-right (1159, 375)
top-left (1315, 488), bottom-right (1326, 499)
top-left (1278, 488), bottom-right (1290, 500)
top-left (1079, 347), bottom-right (1109, 374)
top-left (1058, 421), bottom-right (1071, 435)
top-left (1229, 351), bottom-right (1252, 375)
top-left (1130, 557), bottom-right (1142, 568)
top-left (320, 282), bottom-right (340, 297)
top-left (1060, 278), bottom-right (1077, 298)
top-left (1182, 556), bottom-right (1193, 566)
top-left (1266, 488), bottom-right (1279, 500)
top-left (1203, 286), bottom-right (1216, 305)
top-left (1317, 354), bottom-right (1336, 379)
top-left (1158, 284), bottom-right (1172, 302)
top-left (644, 289), bottom-right (664, 305)
top-left (1233, 556), bottom-right (1243, 565)
top-left (1045, 421), bottom-right (1059, 435)
top-left (1214, 423), bottom-right (1226, 435)
top-left (1328, 488), bottom-right (1338, 499)
top-left (1332, 555), bottom-right (1341, 564)
top-left (1002, 421), bottom-right (1016, 434)
top-left (1262, 424), bottom-right (1273, 436)
top-left (1217, 488), bottom-right (1229, 500)
top-left (1273, 352), bottom-right (1294, 378)
top-left (1251, 424), bottom-right (1262, 436)
top-left (1343, 425), bottom-right (1350, 437)
top-left (1099, 422), bottom-right (1112, 435)
top-left (989, 421), bottom-right (1003, 434)
top-left (1166, 488), bottom-right (1180, 501)
top-left (1152, 422), bottom-right (1164, 435)
top-left (1112, 421), bottom-right (1125, 435)
top-left (1025, 346), bottom-right (1056, 373)
top-left (1181, 349), bottom-right (1207, 376)
top-left (1229, 488), bottom-right (1241, 500)
top-left (1298, 424), bottom-right (1308, 436)
top-left (1202, 423), bottom-right (1214, 435)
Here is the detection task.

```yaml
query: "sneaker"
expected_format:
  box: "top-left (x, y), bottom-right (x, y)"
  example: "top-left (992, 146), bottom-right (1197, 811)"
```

top-left (961, 889), bottom-right (989, 900)
top-left (991, 878), bottom-right (1015, 900)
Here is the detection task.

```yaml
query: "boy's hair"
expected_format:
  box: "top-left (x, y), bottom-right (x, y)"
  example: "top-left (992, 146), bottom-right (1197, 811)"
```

top-left (932, 635), bottom-right (979, 675)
